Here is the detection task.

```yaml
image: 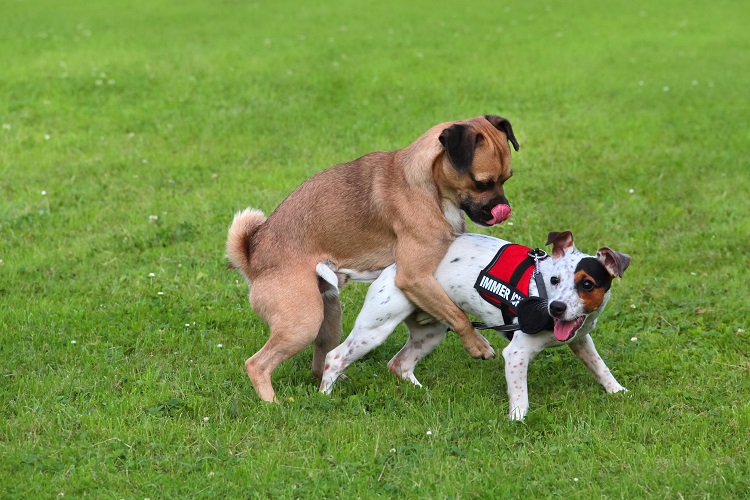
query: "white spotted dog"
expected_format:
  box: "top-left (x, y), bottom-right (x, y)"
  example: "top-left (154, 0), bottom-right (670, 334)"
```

top-left (319, 231), bottom-right (631, 421)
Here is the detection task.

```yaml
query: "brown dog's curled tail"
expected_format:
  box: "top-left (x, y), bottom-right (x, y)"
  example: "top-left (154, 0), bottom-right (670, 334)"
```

top-left (226, 208), bottom-right (266, 272)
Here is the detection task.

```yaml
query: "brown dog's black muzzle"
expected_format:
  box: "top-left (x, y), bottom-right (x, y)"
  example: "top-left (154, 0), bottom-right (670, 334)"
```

top-left (461, 194), bottom-right (510, 227)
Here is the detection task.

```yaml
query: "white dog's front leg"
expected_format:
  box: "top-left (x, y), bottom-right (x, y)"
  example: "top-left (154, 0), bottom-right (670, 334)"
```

top-left (502, 333), bottom-right (547, 421)
top-left (567, 334), bottom-right (626, 393)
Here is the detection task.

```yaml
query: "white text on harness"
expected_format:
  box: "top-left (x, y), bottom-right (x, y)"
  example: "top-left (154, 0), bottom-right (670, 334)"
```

top-left (478, 275), bottom-right (524, 307)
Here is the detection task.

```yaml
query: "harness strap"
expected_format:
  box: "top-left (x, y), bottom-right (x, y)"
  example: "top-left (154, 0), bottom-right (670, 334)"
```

top-left (471, 246), bottom-right (550, 340)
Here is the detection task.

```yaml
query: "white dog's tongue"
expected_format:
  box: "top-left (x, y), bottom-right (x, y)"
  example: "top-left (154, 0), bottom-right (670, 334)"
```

top-left (553, 317), bottom-right (585, 341)
top-left (486, 204), bottom-right (512, 225)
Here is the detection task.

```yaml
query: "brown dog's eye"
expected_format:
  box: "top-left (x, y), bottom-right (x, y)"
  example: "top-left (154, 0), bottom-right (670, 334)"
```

top-left (474, 179), bottom-right (495, 191)
top-left (579, 279), bottom-right (595, 292)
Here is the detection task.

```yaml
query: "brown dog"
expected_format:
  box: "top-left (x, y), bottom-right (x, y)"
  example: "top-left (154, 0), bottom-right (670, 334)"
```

top-left (227, 115), bottom-right (519, 402)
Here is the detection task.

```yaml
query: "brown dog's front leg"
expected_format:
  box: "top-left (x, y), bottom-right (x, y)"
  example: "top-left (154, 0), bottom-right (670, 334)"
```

top-left (394, 271), bottom-right (495, 359)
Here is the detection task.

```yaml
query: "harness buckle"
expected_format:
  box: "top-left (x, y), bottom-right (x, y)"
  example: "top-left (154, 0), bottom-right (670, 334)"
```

top-left (528, 248), bottom-right (548, 262)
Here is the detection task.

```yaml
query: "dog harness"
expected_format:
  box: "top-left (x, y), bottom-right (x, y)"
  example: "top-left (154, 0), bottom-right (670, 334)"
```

top-left (473, 244), bottom-right (554, 338)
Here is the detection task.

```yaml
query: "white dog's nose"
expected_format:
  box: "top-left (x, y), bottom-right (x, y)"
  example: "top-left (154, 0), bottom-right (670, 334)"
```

top-left (548, 301), bottom-right (567, 317)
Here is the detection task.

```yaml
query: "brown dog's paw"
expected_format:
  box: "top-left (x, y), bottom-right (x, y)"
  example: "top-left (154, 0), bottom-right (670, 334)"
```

top-left (461, 331), bottom-right (496, 359)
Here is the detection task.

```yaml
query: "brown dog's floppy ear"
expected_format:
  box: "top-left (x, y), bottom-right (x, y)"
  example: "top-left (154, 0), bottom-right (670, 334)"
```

top-left (546, 231), bottom-right (574, 259)
top-left (485, 115), bottom-right (519, 152)
top-left (439, 123), bottom-right (478, 173)
top-left (596, 248), bottom-right (631, 278)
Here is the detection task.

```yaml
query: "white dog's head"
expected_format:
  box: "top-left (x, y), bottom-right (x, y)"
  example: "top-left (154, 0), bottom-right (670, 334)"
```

top-left (544, 231), bottom-right (631, 342)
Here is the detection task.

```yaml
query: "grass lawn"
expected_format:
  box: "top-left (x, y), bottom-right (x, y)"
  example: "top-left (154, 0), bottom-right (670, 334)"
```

top-left (1, 0), bottom-right (749, 497)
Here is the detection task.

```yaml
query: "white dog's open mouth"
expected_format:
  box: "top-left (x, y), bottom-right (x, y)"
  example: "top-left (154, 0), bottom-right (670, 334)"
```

top-left (553, 316), bottom-right (586, 341)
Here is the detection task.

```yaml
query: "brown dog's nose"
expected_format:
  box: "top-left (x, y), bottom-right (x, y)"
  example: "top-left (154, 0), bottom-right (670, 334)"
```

top-left (549, 301), bottom-right (567, 317)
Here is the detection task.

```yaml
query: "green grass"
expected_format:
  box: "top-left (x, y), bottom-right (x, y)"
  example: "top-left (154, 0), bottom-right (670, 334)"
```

top-left (1, 0), bottom-right (749, 497)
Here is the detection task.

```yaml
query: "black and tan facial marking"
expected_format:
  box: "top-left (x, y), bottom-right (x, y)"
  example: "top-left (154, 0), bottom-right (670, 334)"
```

top-left (574, 257), bottom-right (612, 313)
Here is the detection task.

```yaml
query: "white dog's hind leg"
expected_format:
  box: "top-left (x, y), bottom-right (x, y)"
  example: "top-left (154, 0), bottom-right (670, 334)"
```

top-left (320, 320), bottom-right (402, 394)
top-left (319, 267), bottom-right (414, 394)
top-left (567, 334), bottom-right (627, 393)
top-left (387, 314), bottom-right (448, 387)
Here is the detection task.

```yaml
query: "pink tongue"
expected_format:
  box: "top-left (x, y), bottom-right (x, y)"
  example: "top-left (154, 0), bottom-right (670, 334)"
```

top-left (554, 317), bottom-right (584, 341)
top-left (486, 204), bottom-right (512, 225)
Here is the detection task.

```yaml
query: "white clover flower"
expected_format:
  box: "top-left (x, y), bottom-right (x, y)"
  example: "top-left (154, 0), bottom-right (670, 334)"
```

top-left (148, 272), bottom-right (155, 277)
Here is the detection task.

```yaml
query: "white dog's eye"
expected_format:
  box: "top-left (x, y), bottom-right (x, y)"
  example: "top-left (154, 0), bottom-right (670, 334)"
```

top-left (580, 279), bottom-right (595, 292)
top-left (550, 276), bottom-right (560, 285)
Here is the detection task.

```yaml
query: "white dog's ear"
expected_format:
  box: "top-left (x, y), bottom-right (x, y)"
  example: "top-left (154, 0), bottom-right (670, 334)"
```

top-left (546, 231), bottom-right (574, 259)
top-left (596, 248), bottom-right (631, 278)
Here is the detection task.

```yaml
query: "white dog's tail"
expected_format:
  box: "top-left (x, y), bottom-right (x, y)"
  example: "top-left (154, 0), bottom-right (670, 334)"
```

top-left (226, 208), bottom-right (266, 273)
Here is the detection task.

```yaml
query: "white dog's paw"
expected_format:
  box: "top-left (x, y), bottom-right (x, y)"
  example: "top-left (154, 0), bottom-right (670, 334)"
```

top-left (405, 373), bottom-right (423, 388)
top-left (607, 384), bottom-right (628, 394)
top-left (319, 380), bottom-right (334, 395)
top-left (508, 406), bottom-right (527, 421)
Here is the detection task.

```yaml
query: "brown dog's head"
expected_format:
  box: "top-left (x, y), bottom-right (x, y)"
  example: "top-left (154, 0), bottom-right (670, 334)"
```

top-left (436, 115), bottom-right (518, 227)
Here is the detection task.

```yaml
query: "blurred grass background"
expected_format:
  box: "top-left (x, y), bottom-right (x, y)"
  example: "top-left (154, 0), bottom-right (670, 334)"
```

top-left (1, 0), bottom-right (748, 497)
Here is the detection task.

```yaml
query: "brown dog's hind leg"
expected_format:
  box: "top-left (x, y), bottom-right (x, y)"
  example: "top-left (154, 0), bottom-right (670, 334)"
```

top-left (245, 276), bottom-right (325, 402)
top-left (312, 288), bottom-right (343, 379)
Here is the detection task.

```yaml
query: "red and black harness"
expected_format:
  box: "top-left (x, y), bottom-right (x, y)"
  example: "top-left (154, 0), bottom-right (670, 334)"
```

top-left (472, 244), bottom-right (554, 338)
